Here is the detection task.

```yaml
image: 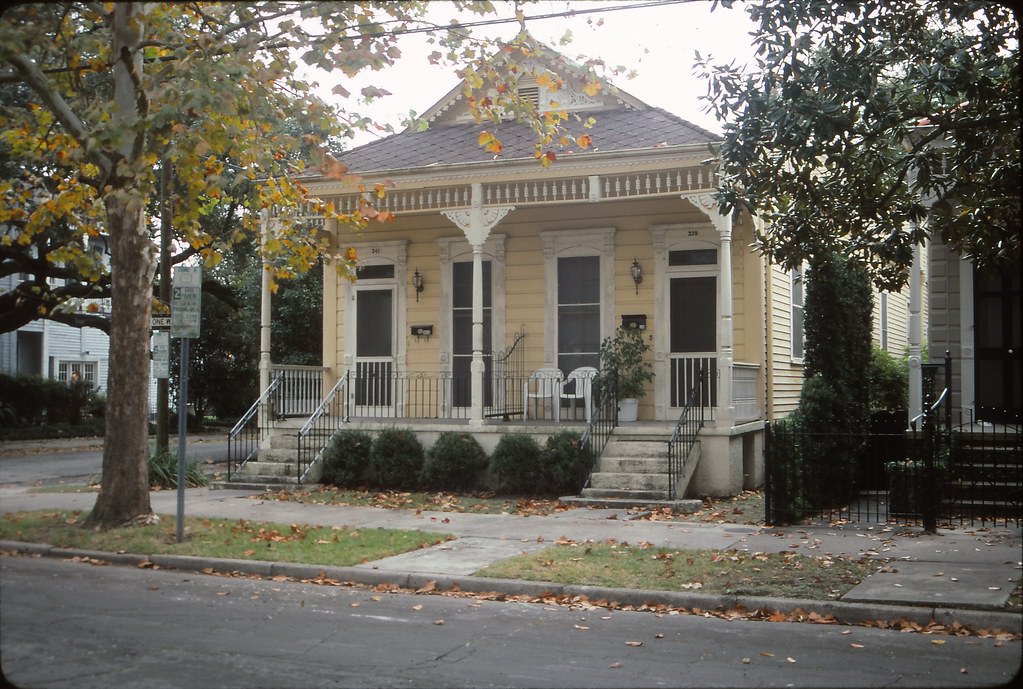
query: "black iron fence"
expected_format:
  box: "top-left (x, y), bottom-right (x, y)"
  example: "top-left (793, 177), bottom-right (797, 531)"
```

top-left (667, 367), bottom-right (707, 500)
top-left (764, 411), bottom-right (1021, 528)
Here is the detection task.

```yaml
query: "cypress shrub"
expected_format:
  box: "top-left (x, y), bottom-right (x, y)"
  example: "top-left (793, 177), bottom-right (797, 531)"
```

top-left (423, 432), bottom-right (488, 491)
top-left (322, 429), bottom-right (373, 487)
top-left (489, 433), bottom-right (542, 494)
top-left (369, 428), bottom-right (424, 489)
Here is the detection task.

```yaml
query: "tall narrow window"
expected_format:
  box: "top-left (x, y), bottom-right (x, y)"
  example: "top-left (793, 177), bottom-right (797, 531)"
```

top-left (557, 256), bottom-right (600, 374)
top-left (791, 268), bottom-right (805, 360)
top-left (452, 261), bottom-right (492, 407)
top-left (879, 292), bottom-right (889, 351)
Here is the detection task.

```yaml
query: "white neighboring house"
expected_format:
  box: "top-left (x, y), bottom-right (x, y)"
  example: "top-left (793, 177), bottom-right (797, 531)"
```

top-left (0, 240), bottom-right (112, 395)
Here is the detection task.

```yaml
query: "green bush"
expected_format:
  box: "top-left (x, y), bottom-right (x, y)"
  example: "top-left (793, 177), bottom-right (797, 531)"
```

top-left (869, 347), bottom-right (908, 411)
top-left (540, 431), bottom-right (592, 495)
top-left (148, 449), bottom-right (209, 489)
top-left (423, 432), bottom-right (488, 491)
top-left (489, 433), bottom-right (542, 494)
top-left (322, 429), bottom-right (373, 487)
top-left (765, 417), bottom-right (806, 524)
top-left (369, 428), bottom-right (425, 489)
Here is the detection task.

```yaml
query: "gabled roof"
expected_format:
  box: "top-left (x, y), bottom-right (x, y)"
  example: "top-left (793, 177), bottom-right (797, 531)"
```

top-left (335, 32), bottom-right (720, 175)
top-left (338, 107), bottom-right (719, 172)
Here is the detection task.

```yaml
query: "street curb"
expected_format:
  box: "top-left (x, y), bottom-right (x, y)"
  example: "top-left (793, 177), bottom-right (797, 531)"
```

top-left (3, 539), bottom-right (1020, 634)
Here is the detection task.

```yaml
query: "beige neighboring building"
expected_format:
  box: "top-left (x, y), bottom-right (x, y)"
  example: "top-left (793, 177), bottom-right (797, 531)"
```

top-left (255, 35), bottom-right (918, 498)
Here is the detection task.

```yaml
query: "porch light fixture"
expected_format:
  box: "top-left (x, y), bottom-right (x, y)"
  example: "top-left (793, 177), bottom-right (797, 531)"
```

top-left (412, 268), bottom-right (424, 302)
top-left (630, 258), bottom-right (642, 294)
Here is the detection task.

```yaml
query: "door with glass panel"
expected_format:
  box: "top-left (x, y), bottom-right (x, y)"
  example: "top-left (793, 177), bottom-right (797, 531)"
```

top-left (354, 288), bottom-right (393, 409)
top-left (668, 248), bottom-right (718, 409)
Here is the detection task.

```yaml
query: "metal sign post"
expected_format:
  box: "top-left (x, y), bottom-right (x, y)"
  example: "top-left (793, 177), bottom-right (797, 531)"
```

top-left (170, 266), bottom-right (202, 543)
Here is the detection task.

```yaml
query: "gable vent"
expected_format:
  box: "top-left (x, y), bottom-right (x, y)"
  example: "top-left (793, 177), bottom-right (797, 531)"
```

top-left (517, 86), bottom-right (540, 108)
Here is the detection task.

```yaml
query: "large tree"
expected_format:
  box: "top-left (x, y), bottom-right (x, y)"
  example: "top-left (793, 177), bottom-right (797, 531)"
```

top-left (1, 2), bottom-right (602, 528)
top-left (699, 0), bottom-right (1019, 290)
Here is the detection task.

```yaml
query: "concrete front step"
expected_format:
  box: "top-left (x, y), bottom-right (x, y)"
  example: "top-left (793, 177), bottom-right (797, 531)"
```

top-left (239, 461), bottom-right (297, 477)
top-left (256, 448), bottom-right (299, 463)
top-left (588, 471), bottom-right (669, 491)
top-left (602, 439), bottom-right (668, 457)
top-left (580, 487), bottom-right (670, 501)
top-left (596, 456), bottom-right (667, 474)
top-left (561, 495), bottom-right (703, 512)
top-left (209, 479), bottom-right (304, 491)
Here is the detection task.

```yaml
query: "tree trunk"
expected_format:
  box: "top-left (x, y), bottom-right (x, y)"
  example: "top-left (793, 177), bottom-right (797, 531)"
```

top-left (84, 2), bottom-right (156, 529)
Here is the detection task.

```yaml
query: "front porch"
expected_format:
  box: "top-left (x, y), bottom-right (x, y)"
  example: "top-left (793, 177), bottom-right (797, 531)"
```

top-left (225, 360), bottom-right (763, 502)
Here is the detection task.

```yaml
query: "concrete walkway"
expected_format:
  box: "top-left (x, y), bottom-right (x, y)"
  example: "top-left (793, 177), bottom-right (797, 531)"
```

top-left (1, 485), bottom-right (1020, 633)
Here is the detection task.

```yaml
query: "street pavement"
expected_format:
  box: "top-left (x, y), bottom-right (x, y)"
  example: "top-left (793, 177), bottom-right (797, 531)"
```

top-left (1, 483), bottom-right (1020, 635)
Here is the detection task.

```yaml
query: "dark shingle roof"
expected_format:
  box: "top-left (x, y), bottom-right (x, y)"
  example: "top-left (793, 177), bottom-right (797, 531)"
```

top-left (337, 108), bottom-right (721, 173)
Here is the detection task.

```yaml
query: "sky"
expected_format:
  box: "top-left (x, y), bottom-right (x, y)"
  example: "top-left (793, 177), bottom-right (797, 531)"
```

top-left (308, 0), bottom-right (760, 147)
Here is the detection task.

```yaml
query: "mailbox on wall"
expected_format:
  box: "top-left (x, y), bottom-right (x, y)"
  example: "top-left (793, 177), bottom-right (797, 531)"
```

top-left (621, 314), bottom-right (647, 330)
top-left (411, 325), bottom-right (434, 338)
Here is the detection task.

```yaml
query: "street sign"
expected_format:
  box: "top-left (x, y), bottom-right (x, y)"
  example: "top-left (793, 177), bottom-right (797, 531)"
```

top-left (171, 266), bottom-right (202, 339)
top-left (152, 316), bottom-right (172, 328)
top-left (152, 331), bottom-right (170, 379)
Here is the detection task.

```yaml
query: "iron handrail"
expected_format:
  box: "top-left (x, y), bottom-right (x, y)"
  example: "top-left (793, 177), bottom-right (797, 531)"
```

top-left (297, 372), bottom-right (350, 482)
top-left (226, 373), bottom-right (282, 480)
top-left (580, 376), bottom-right (618, 489)
top-left (909, 386), bottom-right (949, 428)
top-left (666, 369), bottom-right (705, 500)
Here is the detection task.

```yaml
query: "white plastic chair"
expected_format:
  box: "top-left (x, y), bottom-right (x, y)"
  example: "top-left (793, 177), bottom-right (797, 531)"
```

top-left (523, 368), bottom-right (563, 421)
top-left (561, 366), bottom-right (598, 422)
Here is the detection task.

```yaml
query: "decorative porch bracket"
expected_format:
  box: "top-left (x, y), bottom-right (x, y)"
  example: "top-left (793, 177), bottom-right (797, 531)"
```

top-left (681, 191), bottom-right (734, 427)
top-left (442, 182), bottom-right (514, 426)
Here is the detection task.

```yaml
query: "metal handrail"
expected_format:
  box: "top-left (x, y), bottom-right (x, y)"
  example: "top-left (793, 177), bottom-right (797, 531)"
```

top-left (296, 372), bottom-right (350, 482)
top-left (580, 375), bottom-right (618, 489)
top-left (910, 386), bottom-right (949, 428)
top-left (667, 368), bottom-right (706, 500)
top-left (226, 373), bottom-right (282, 480)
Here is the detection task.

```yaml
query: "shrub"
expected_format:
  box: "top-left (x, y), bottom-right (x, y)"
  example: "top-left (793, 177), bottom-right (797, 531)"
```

top-left (540, 431), bottom-right (592, 495)
top-left (869, 347), bottom-right (908, 411)
top-left (148, 449), bottom-right (209, 489)
top-left (423, 432), bottom-right (487, 491)
top-left (489, 433), bottom-right (542, 494)
top-left (369, 428), bottom-right (425, 489)
top-left (321, 429), bottom-right (373, 487)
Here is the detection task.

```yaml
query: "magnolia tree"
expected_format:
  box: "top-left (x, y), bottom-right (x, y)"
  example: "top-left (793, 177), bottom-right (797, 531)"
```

top-left (0, 2), bottom-right (605, 528)
top-left (699, 0), bottom-right (1019, 290)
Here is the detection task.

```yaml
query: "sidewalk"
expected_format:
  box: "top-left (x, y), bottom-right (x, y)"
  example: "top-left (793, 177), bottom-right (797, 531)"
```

top-left (1, 485), bottom-right (1020, 633)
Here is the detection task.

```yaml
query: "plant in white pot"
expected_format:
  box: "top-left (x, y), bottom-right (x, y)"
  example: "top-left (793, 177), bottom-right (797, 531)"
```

top-left (598, 325), bottom-right (653, 422)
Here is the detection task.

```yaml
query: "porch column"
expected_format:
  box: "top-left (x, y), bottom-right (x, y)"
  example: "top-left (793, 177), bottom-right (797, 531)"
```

top-left (258, 209), bottom-right (272, 437)
top-left (682, 192), bottom-right (734, 426)
top-left (907, 231), bottom-right (923, 427)
top-left (442, 183), bottom-right (514, 426)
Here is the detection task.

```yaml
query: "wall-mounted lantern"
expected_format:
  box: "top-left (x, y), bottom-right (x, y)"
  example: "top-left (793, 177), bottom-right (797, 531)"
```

top-left (630, 258), bottom-right (642, 294)
top-left (411, 268), bottom-right (424, 302)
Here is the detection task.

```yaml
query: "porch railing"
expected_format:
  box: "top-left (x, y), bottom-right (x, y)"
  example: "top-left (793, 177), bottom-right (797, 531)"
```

top-left (296, 372), bottom-right (350, 482)
top-left (732, 363), bottom-right (760, 424)
top-left (670, 354), bottom-right (717, 414)
top-left (667, 367), bottom-right (706, 500)
top-left (273, 364), bottom-right (327, 417)
top-left (227, 372), bottom-right (283, 480)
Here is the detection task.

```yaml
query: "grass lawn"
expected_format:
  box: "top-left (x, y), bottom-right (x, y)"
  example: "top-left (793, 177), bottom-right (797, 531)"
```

top-left (0, 510), bottom-right (451, 567)
top-left (477, 541), bottom-right (884, 601)
top-left (261, 488), bottom-right (573, 516)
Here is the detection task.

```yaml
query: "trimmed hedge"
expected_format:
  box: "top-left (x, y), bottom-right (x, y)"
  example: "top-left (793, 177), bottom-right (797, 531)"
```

top-left (540, 431), bottom-right (592, 495)
top-left (369, 428), bottom-right (425, 489)
top-left (422, 431), bottom-right (487, 491)
top-left (322, 429), bottom-right (373, 487)
top-left (489, 433), bottom-right (543, 494)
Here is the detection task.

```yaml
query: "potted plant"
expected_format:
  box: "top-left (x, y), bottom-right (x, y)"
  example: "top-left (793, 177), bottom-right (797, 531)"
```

top-left (598, 325), bottom-right (654, 422)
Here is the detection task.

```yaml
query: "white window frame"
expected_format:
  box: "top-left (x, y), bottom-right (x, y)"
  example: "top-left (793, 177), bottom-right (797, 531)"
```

top-left (791, 266), bottom-right (806, 363)
top-left (57, 359), bottom-right (97, 386)
top-left (539, 228), bottom-right (616, 369)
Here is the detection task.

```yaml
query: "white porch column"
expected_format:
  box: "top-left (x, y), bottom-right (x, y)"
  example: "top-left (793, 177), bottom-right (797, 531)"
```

top-left (258, 209), bottom-right (273, 437)
top-left (442, 183), bottom-right (513, 426)
top-left (683, 192), bottom-right (734, 426)
top-left (907, 231), bottom-right (923, 427)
